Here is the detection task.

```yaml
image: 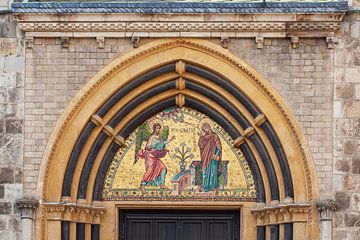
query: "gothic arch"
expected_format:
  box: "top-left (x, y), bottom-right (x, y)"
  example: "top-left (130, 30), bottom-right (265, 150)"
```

top-left (36, 39), bottom-right (319, 240)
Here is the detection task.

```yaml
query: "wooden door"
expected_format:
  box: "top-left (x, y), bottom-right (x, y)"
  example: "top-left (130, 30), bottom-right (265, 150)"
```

top-left (120, 210), bottom-right (240, 240)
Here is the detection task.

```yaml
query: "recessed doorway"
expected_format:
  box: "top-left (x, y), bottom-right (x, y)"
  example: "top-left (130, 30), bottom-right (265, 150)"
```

top-left (119, 209), bottom-right (240, 240)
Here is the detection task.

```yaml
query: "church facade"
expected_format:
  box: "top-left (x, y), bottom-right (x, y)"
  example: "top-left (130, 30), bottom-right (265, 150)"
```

top-left (0, 0), bottom-right (359, 239)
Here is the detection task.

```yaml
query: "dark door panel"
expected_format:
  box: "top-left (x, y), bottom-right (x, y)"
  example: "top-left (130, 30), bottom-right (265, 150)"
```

top-left (181, 220), bottom-right (205, 240)
top-left (120, 210), bottom-right (240, 240)
top-left (155, 220), bottom-right (177, 240)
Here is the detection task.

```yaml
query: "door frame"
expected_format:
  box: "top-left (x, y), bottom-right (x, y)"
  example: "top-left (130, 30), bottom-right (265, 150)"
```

top-left (115, 202), bottom-right (253, 240)
top-left (119, 208), bottom-right (241, 240)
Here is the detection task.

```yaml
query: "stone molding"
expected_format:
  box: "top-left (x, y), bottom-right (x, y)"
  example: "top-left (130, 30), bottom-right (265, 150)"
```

top-left (251, 203), bottom-right (311, 226)
top-left (16, 198), bottom-right (39, 220)
top-left (42, 202), bottom-right (106, 224)
top-left (316, 198), bottom-right (339, 221)
top-left (17, 21), bottom-right (341, 33)
top-left (14, 13), bottom-right (344, 40)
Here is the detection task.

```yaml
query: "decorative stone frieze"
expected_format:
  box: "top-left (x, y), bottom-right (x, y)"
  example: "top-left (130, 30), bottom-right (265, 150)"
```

top-left (14, 13), bottom-right (345, 45)
top-left (43, 202), bottom-right (106, 224)
top-left (251, 203), bottom-right (311, 226)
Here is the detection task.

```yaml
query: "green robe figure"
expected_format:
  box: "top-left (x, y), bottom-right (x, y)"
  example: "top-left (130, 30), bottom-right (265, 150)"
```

top-left (198, 123), bottom-right (222, 192)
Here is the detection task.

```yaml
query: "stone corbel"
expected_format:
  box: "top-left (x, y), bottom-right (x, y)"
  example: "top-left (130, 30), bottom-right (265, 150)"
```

top-left (255, 36), bottom-right (264, 49)
top-left (131, 36), bottom-right (140, 48)
top-left (61, 37), bottom-right (69, 48)
top-left (220, 37), bottom-right (229, 49)
top-left (291, 36), bottom-right (299, 49)
top-left (25, 36), bottom-right (34, 49)
top-left (326, 37), bottom-right (337, 49)
top-left (96, 36), bottom-right (105, 49)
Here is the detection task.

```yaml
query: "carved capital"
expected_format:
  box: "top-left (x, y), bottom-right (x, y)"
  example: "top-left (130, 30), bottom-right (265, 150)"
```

top-left (316, 199), bottom-right (339, 220)
top-left (43, 202), bottom-right (106, 224)
top-left (16, 198), bottom-right (39, 220)
top-left (251, 203), bottom-right (311, 226)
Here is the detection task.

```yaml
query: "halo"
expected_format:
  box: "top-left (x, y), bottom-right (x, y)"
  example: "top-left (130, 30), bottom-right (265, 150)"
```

top-left (198, 117), bottom-right (213, 130)
top-left (148, 118), bottom-right (164, 132)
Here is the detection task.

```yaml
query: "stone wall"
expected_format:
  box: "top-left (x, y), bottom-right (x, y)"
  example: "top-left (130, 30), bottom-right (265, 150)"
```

top-left (0, 13), bottom-right (23, 240)
top-left (23, 38), bottom-right (132, 197)
top-left (333, 13), bottom-right (360, 239)
top-left (228, 38), bottom-right (334, 197)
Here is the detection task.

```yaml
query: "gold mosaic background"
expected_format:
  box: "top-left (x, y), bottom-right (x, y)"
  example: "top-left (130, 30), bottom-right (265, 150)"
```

top-left (103, 107), bottom-right (256, 201)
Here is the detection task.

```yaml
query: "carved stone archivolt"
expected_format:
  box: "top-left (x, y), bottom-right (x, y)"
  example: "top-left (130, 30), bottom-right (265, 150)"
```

top-left (42, 202), bottom-right (106, 224)
top-left (251, 203), bottom-right (311, 226)
top-left (35, 39), bottom-right (320, 239)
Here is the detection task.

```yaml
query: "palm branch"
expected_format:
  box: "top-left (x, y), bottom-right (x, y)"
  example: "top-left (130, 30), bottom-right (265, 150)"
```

top-left (133, 122), bottom-right (151, 164)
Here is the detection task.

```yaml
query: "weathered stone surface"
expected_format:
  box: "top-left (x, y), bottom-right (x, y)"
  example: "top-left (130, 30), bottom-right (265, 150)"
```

top-left (335, 192), bottom-right (351, 211)
top-left (353, 158), bottom-right (360, 174)
top-left (0, 168), bottom-right (14, 184)
top-left (0, 22), bottom-right (16, 38)
top-left (343, 139), bottom-right (357, 155)
top-left (14, 168), bottom-right (21, 184)
top-left (0, 202), bottom-right (11, 214)
top-left (345, 68), bottom-right (360, 82)
top-left (5, 119), bottom-right (22, 134)
top-left (335, 119), bottom-right (360, 137)
top-left (4, 184), bottom-right (22, 201)
top-left (336, 83), bottom-right (354, 98)
top-left (4, 56), bottom-right (25, 73)
top-left (0, 38), bottom-right (16, 56)
top-left (344, 213), bottom-right (360, 227)
top-left (345, 101), bottom-right (360, 118)
top-left (343, 175), bottom-right (358, 190)
top-left (0, 185), bottom-right (4, 198)
top-left (335, 160), bottom-right (350, 172)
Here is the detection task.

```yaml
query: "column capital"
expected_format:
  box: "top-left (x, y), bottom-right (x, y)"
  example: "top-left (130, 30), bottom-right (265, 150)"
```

top-left (316, 198), bottom-right (339, 220)
top-left (15, 198), bottom-right (39, 220)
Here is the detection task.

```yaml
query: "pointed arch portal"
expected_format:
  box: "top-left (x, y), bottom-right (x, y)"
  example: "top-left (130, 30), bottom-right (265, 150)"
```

top-left (37, 39), bottom-right (319, 240)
